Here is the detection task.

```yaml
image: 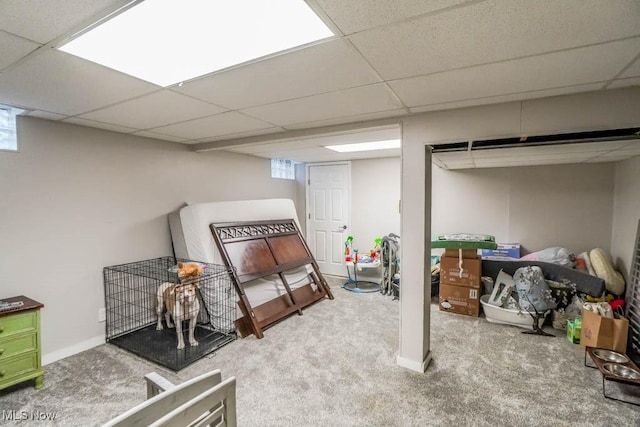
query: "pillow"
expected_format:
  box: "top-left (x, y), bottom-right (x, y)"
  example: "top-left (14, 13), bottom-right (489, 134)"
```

top-left (589, 248), bottom-right (625, 295)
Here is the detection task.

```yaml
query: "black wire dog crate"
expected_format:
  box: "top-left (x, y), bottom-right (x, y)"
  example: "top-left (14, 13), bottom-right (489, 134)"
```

top-left (103, 257), bottom-right (236, 371)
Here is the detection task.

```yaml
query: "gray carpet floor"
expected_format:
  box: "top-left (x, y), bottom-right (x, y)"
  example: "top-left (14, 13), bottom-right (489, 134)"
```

top-left (1, 276), bottom-right (639, 426)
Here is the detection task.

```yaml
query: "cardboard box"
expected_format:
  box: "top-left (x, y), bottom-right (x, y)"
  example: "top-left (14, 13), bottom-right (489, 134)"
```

top-left (481, 243), bottom-right (521, 259)
top-left (443, 248), bottom-right (478, 259)
top-left (439, 282), bottom-right (480, 316)
top-left (440, 255), bottom-right (481, 287)
top-left (580, 309), bottom-right (629, 353)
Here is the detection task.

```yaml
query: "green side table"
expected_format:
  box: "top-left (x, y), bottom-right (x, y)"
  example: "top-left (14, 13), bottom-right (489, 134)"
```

top-left (0, 296), bottom-right (44, 391)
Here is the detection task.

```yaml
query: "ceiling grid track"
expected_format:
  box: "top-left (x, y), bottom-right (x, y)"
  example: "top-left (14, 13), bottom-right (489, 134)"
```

top-left (603, 50), bottom-right (640, 90)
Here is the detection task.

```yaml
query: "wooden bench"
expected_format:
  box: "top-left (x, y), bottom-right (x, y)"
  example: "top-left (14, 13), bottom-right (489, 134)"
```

top-left (103, 369), bottom-right (237, 427)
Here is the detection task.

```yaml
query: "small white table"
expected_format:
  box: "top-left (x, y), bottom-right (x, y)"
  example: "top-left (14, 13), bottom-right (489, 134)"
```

top-left (342, 259), bottom-right (381, 293)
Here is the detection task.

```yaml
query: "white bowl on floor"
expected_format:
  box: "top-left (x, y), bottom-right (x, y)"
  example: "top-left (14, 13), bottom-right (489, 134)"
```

top-left (480, 294), bottom-right (548, 330)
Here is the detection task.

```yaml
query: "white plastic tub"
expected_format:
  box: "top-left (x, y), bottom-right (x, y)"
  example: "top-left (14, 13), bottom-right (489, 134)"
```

top-left (480, 294), bottom-right (548, 330)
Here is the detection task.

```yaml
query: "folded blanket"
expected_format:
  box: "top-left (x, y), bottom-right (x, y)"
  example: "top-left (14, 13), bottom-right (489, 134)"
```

top-left (589, 248), bottom-right (625, 295)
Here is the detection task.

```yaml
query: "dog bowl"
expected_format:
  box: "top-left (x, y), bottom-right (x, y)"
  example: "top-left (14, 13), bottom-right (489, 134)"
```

top-left (602, 363), bottom-right (640, 380)
top-left (592, 349), bottom-right (629, 364)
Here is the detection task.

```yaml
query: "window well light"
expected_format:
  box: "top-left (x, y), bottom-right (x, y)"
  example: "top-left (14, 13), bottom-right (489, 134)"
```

top-left (0, 104), bottom-right (25, 152)
top-left (324, 139), bottom-right (401, 153)
top-left (58, 0), bottom-right (334, 87)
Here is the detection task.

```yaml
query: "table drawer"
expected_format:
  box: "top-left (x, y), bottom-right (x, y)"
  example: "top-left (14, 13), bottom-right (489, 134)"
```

top-left (0, 333), bottom-right (37, 361)
top-left (0, 311), bottom-right (37, 337)
top-left (0, 352), bottom-right (38, 383)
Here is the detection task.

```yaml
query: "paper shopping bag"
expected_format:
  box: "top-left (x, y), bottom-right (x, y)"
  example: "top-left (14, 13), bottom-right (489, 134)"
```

top-left (580, 308), bottom-right (629, 353)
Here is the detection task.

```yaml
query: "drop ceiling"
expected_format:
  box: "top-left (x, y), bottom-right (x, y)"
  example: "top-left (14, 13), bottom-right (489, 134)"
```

top-left (432, 139), bottom-right (640, 170)
top-left (1, 0), bottom-right (639, 166)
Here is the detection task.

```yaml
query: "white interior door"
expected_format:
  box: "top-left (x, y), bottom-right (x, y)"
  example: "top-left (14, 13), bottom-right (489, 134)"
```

top-left (307, 163), bottom-right (350, 276)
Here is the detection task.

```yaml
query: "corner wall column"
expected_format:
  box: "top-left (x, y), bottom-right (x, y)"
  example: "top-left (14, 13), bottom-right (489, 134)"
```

top-left (397, 120), bottom-right (432, 372)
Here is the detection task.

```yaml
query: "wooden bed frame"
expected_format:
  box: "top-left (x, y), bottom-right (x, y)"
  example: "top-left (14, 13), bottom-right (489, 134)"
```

top-left (209, 219), bottom-right (334, 339)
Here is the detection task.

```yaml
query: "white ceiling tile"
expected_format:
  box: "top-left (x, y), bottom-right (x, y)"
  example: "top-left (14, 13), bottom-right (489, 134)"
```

top-left (340, 149), bottom-right (400, 160)
top-left (620, 56), bottom-right (640, 78)
top-left (245, 148), bottom-right (400, 163)
top-left (613, 141), bottom-right (640, 153)
top-left (280, 152), bottom-right (337, 162)
top-left (0, 49), bottom-right (158, 116)
top-left (62, 117), bottom-right (138, 134)
top-left (222, 125), bottom-right (402, 162)
top-left (586, 152), bottom-right (640, 162)
top-left (314, 0), bottom-right (474, 34)
top-left (21, 110), bottom-right (67, 121)
top-left (471, 141), bottom-right (636, 159)
top-left (226, 145), bottom-right (277, 155)
top-left (608, 77), bottom-right (640, 89)
top-left (78, 90), bottom-right (227, 130)
top-left (432, 156), bottom-right (447, 169)
top-left (433, 141), bottom-right (640, 168)
top-left (408, 83), bottom-right (604, 114)
top-left (441, 161), bottom-right (475, 169)
top-left (249, 146), bottom-right (334, 158)
top-left (284, 108), bottom-right (406, 130)
top-left (472, 157), bottom-right (588, 168)
top-left (175, 39), bottom-right (381, 109)
top-left (229, 126), bottom-right (400, 153)
top-left (132, 130), bottom-right (190, 143)
top-left (433, 152), bottom-right (472, 162)
top-left (241, 84), bottom-right (404, 126)
top-left (0, 31), bottom-right (40, 71)
top-left (350, 0), bottom-right (640, 80)
top-left (0, 0), bottom-right (119, 44)
top-left (474, 152), bottom-right (598, 163)
top-left (390, 39), bottom-right (637, 107)
top-left (151, 111), bottom-right (274, 140)
top-left (194, 127), bottom-right (285, 143)
top-left (315, 127), bottom-right (400, 146)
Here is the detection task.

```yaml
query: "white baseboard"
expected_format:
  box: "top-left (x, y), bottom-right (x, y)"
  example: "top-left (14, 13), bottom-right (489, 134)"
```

top-left (42, 334), bottom-right (105, 366)
top-left (396, 351), bottom-right (432, 373)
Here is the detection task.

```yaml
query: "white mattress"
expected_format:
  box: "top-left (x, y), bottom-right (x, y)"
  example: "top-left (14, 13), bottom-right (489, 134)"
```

top-left (169, 199), bottom-right (314, 309)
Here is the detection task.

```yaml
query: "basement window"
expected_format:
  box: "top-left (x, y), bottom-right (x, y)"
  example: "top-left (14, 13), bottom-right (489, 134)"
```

top-left (0, 105), bottom-right (22, 152)
top-left (271, 158), bottom-right (295, 180)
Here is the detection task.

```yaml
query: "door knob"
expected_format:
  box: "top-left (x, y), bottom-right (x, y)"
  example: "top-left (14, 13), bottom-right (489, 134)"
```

top-left (336, 225), bottom-right (347, 232)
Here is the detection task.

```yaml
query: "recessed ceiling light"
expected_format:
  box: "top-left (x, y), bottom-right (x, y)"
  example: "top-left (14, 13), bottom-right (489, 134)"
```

top-left (58, 0), bottom-right (334, 87)
top-left (325, 139), bottom-right (401, 153)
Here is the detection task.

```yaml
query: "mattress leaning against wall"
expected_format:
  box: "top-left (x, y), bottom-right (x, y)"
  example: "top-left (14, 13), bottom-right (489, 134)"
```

top-left (168, 199), bottom-right (316, 311)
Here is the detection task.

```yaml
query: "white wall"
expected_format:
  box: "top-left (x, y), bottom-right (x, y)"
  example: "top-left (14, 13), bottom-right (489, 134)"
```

top-left (351, 157), bottom-right (401, 271)
top-left (0, 117), bottom-right (296, 362)
top-left (432, 163), bottom-right (615, 255)
top-left (611, 155), bottom-right (640, 281)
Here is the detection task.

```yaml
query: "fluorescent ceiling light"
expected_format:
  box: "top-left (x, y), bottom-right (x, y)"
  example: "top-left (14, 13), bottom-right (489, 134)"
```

top-left (58, 0), bottom-right (334, 87)
top-left (325, 139), bottom-right (401, 153)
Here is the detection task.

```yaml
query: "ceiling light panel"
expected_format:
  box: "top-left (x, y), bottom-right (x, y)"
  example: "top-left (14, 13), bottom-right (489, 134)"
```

top-left (58, 0), bottom-right (334, 87)
top-left (325, 139), bottom-right (400, 152)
